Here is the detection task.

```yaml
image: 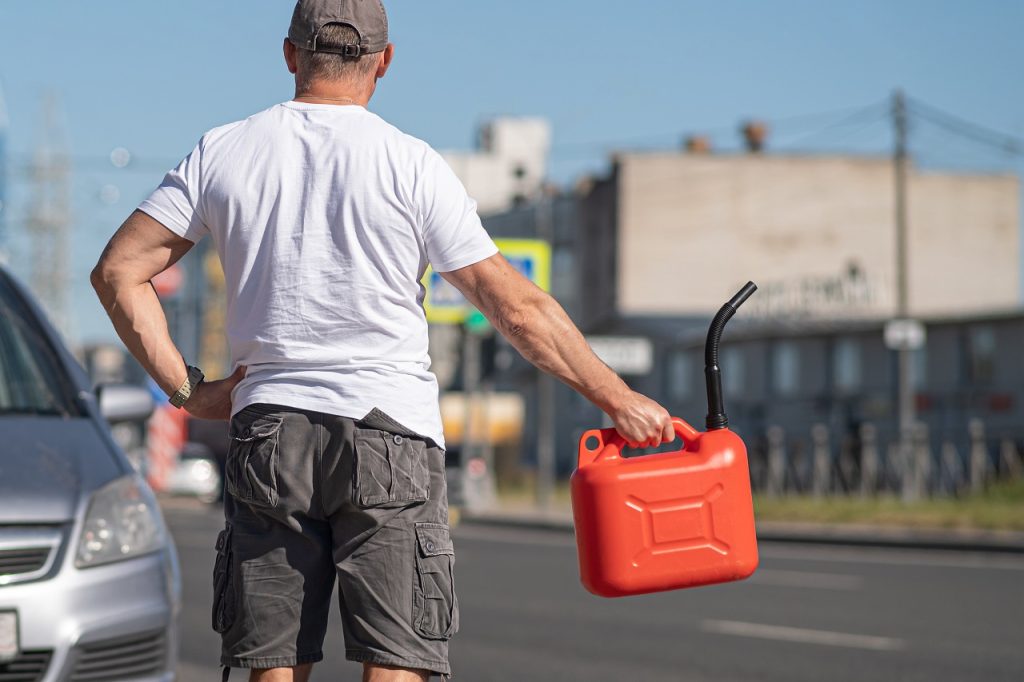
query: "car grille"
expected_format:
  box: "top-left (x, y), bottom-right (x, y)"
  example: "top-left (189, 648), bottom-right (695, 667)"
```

top-left (0, 548), bottom-right (50, 579)
top-left (70, 631), bottom-right (166, 682)
top-left (0, 649), bottom-right (52, 682)
top-left (0, 527), bottom-right (63, 586)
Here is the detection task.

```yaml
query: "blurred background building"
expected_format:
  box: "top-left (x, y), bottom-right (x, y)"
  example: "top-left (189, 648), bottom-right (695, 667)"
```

top-left (442, 118), bottom-right (551, 214)
top-left (450, 103), bottom-right (1023, 501)
top-left (1, 92), bottom-right (1021, 504)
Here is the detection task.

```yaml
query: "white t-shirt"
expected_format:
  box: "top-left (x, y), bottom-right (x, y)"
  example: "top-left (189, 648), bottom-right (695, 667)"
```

top-left (139, 101), bottom-right (498, 447)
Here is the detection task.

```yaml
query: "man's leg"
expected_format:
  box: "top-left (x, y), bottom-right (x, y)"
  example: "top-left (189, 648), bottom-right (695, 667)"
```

top-left (324, 410), bottom-right (457, 679)
top-left (249, 664), bottom-right (314, 682)
top-left (216, 406), bottom-right (333, 676)
top-left (363, 663), bottom-right (429, 681)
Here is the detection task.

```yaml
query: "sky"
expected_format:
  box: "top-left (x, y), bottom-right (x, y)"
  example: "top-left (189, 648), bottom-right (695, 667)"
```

top-left (1, 0), bottom-right (1022, 344)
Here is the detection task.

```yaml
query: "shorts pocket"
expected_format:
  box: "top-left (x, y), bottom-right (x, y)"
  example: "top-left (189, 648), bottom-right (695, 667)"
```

top-left (226, 416), bottom-right (282, 508)
top-left (353, 428), bottom-right (429, 508)
top-left (412, 523), bottom-right (459, 640)
top-left (211, 524), bottom-right (235, 634)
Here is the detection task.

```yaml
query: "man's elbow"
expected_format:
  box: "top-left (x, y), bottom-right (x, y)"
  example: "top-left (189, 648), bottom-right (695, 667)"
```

top-left (494, 292), bottom-right (550, 342)
top-left (90, 259), bottom-right (121, 304)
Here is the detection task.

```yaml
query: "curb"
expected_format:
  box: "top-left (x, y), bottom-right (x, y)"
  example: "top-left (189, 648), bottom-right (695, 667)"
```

top-left (460, 512), bottom-right (1024, 554)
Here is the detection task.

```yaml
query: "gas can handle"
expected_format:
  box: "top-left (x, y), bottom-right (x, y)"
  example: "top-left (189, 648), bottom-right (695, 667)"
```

top-left (577, 427), bottom-right (625, 468)
top-left (671, 417), bottom-right (700, 444)
top-left (577, 417), bottom-right (701, 469)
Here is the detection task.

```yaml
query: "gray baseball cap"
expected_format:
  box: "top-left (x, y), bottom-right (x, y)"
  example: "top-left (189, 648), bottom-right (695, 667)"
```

top-left (288, 0), bottom-right (389, 57)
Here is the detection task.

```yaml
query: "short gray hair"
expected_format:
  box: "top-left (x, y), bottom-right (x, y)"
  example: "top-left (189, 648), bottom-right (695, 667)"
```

top-left (294, 23), bottom-right (379, 88)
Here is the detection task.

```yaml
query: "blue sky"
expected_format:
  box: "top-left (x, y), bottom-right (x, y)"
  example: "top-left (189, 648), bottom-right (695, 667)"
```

top-left (1, 0), bottom-right (1022, 343)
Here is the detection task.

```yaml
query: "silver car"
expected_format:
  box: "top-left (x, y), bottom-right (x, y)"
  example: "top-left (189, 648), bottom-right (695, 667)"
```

top-left (0, 265), bottom-right (180, 681)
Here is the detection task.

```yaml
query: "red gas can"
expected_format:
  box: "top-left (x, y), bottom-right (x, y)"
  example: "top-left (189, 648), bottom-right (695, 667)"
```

top-left (572, 418), bottom-right (758, 597)
top-left (571, 282), bottom-right (760, 597)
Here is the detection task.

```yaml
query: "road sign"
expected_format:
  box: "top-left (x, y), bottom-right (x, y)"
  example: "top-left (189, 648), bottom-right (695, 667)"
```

top-left (423, 238), bottom-right (551, 324)
top-left (464, 308), bottom-right (491, 334)
top-left (423, 271), bottom-right (468, 324)
top-left (884, 319), bottom-right (926, 351)
top-left (586, 336), bottom-right (654, 375)
top-left (495, 238), bottom-right (551, 292)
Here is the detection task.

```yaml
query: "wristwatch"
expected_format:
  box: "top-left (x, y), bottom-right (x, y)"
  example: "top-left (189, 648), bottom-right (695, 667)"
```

top-left (169, 364), bottom-right (205, 408)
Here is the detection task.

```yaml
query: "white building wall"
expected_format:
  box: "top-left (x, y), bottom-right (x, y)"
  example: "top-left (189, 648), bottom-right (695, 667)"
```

top-left (442, 117), bottom-right (551, 215)
top-left (614, 153), bottom-right (1020, 318)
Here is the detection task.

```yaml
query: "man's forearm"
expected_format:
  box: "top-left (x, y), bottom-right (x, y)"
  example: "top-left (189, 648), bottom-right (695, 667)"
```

top-left (490, 291), bottom-right (631, 414)
top-left (441, 254), bottom-right (672, 445)
top-left (91, 275), bottom-right (188, 398)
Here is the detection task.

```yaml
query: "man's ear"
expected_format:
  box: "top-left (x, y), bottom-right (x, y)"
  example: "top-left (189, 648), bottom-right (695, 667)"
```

top-left (283, 38), bottom-right (299, 75)
top-left (376, 43), bottom-right (395, 79)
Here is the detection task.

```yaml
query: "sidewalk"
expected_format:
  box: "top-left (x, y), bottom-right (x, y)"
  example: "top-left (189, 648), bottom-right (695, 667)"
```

top-left (461, 504), bottom-right (1024, 554)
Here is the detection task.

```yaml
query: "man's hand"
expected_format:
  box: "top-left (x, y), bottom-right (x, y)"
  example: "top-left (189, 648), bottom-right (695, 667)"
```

top-left (607, 390), bottom-right (675, 449)
top-left (182, 365), bottom-right (247, 421)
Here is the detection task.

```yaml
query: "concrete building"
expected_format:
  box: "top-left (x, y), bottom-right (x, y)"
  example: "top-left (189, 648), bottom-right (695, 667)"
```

top-left (442, 117), bottom-right (551, 215)
top-left (580, 153), bottom-right (1019, 325)
top-left (480, 147), bottom-right (1023, 486)
top-left (666, 310), bottom-right (1024, 479)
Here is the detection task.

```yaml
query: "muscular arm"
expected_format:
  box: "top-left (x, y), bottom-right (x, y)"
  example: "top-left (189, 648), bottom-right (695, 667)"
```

top-left (91, 210), bottom-right (243, 420)
top-left (441, 254), bottom-right (673, 447)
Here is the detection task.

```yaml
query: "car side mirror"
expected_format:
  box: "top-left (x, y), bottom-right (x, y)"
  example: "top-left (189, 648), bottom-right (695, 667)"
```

top-left (97, 383), bottom-right (156, 423)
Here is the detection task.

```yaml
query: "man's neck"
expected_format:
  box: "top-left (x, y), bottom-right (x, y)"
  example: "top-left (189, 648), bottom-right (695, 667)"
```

top-left (294, 82), bottom-right (372, 107)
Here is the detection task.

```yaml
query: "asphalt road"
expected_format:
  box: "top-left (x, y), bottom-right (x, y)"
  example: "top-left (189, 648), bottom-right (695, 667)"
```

top-left (164, 499), bottom-right (1024, 681)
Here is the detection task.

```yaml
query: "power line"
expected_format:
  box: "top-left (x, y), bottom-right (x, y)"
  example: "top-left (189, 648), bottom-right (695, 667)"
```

top-left (6, 154), bottom-right (178, 176)
top-left (549, 100), bottom-right (887, 157)
top-left (773, 100), bottom-right (890, 152)
top-left (907, 96), bottom-right (1024, 158)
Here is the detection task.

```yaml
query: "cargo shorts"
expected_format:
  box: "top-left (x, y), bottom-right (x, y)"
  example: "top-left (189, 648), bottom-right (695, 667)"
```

top-left (212, 404), bottom-right (458, 677)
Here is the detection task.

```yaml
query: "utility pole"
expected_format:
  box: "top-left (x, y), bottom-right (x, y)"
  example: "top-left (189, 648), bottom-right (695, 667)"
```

top-left (0, 84), bottom-right (9, 262)
top-left (535, 191), bottom-right (557, 510)
top-left (27, 95), bottom-right (72, 336)
top-left (892, 89), bottom-right (917, 500)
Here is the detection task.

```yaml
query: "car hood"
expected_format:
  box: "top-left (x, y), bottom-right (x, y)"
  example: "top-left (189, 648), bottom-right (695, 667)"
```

top-left (0, 416), bottom-right (123, 523)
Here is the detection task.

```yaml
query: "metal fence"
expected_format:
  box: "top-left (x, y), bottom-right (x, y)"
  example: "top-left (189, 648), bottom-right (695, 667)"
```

top-left (748, 419), bottom-right (1023, 499)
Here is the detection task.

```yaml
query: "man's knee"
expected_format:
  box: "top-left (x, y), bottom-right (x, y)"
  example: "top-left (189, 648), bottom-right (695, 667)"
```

top-left (362, 662), bottom-right (430, 681)
top-left (248, 663), bottom-right (314, 682)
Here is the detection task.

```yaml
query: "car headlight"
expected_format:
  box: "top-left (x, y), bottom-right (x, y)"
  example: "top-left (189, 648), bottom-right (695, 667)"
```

top-left (76, 475), bottom-right (165, 569)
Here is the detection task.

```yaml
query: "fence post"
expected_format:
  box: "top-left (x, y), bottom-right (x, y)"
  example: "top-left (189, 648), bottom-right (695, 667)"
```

top-left (940, 439), bottom-right (965, 497)
top-left (886, 441), bottom-right (902, 495)
top-left (838, 432), bottom-right (858, 494)
top-left (812, 424), bottom-right (831, 498)
top-left (1000, 437), bottom-right (1023, 481)
top-left (859, 423), bottom-right (879, 497)
top-left (913, 423), bottom-right (931, 499)
top-left (767, 426), bottom-right (786, 497)
top-left (969, 419), bottom-right (989, 494)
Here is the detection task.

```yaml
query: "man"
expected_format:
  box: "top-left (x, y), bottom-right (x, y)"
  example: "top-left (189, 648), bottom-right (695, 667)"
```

top-left (92, 1), bottom-right (673, 680)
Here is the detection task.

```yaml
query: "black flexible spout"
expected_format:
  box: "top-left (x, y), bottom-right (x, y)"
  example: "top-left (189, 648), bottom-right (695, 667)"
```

top-left (705, 281), bottom-right (757, 430)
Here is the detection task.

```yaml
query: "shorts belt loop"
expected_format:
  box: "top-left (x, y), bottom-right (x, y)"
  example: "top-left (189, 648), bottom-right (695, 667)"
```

top-left (221, 665), bottom-right (231, 681)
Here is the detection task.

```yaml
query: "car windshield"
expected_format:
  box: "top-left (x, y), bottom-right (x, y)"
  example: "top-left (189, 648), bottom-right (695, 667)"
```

top-left (0, 273), bottom-right (78, 416)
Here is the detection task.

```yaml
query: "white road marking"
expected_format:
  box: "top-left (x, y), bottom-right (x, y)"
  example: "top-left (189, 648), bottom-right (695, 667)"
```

top-left (760, 544), bottom-right (1024, 571)
top-left (746, 568), bottom-right (862, 590)
top-left (701, 619), bottom-right (905, 651)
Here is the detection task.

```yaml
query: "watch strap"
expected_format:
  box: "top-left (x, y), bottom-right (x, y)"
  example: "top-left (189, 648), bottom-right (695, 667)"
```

top-left (170, 365), bottom-right (205, 408)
